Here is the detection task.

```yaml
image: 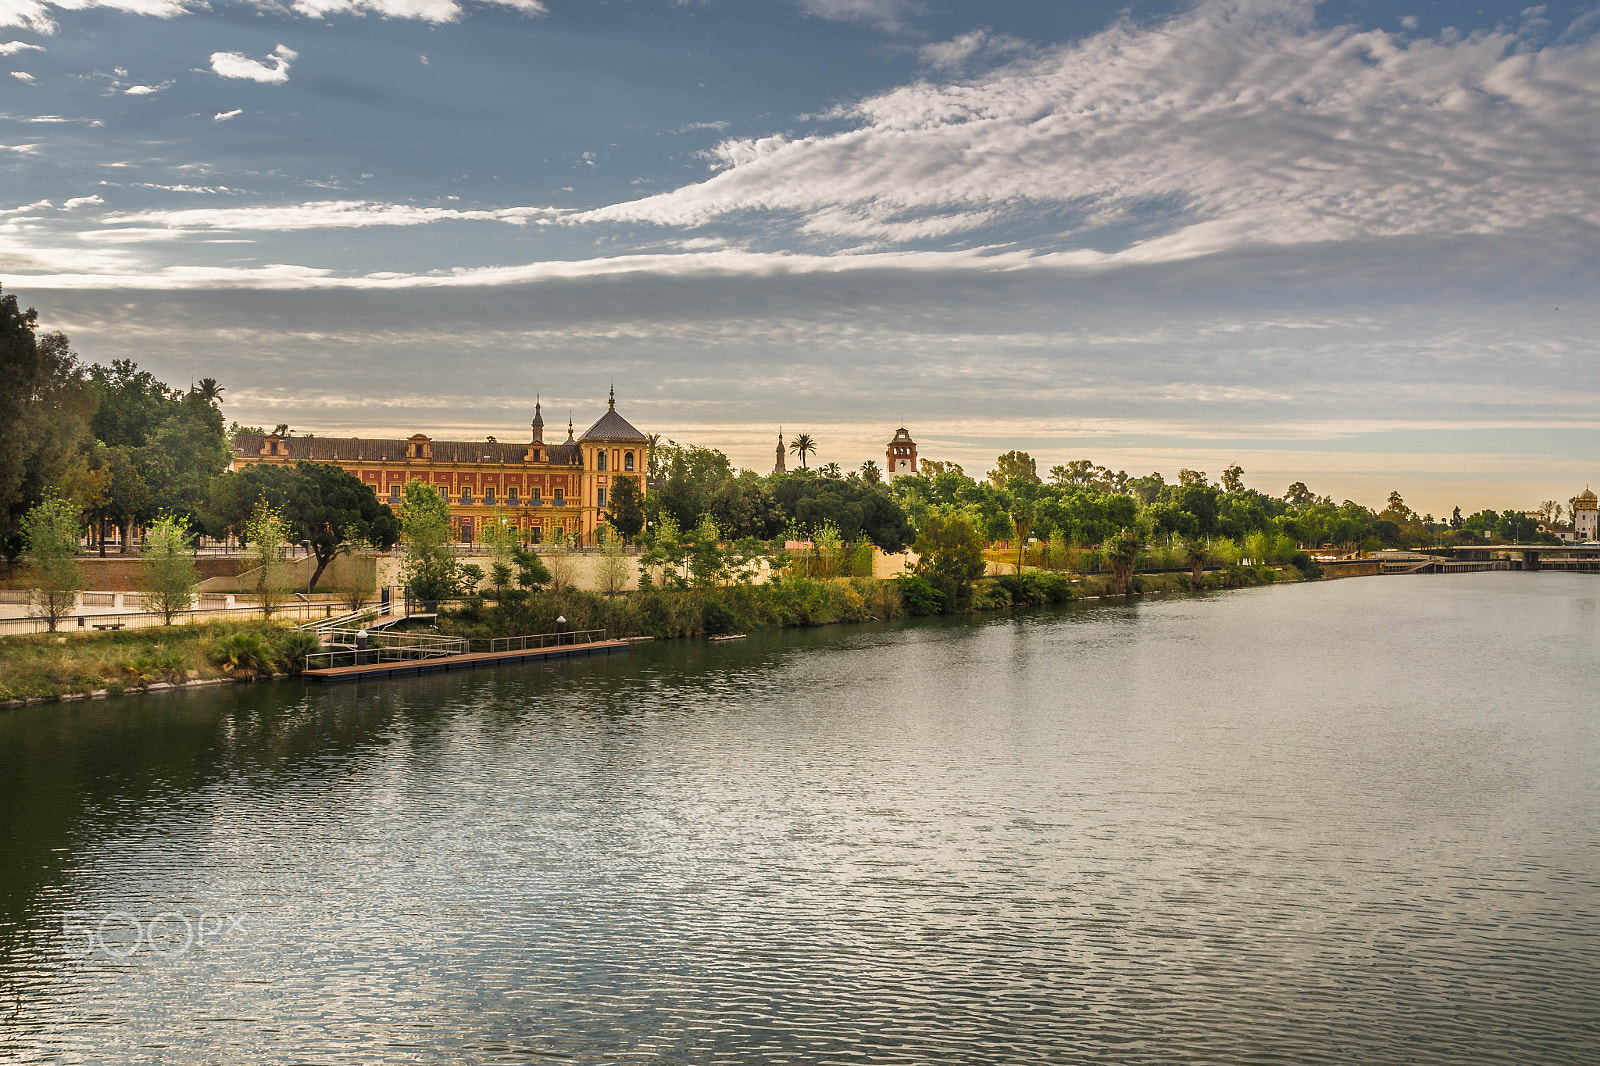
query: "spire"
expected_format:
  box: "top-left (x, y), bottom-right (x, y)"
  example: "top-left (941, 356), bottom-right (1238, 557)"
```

top-left (531, 395), bottom-right (544, 444)
top-left (608, 383), bottom-right (616, 411)
top-left (567, 412), bottom-right (574, 442)
top-left (774, 426), bottom-right (787, 475)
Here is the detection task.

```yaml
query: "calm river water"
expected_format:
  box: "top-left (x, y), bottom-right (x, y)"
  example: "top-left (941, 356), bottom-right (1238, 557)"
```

top-left (1, 572), bottom-right (1598, 1063)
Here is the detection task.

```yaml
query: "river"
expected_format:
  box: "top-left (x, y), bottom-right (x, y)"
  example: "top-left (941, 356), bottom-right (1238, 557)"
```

top-left (1, 572), bottom-right (1597, 1063)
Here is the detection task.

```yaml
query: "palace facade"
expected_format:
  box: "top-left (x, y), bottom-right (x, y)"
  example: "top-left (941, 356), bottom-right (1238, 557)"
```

top-left (229, 391), bottom-right (648, 545)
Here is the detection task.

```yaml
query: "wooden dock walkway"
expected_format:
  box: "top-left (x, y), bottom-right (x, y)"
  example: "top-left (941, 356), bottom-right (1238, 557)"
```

top-left (303, 637), bottom-right (630, 683)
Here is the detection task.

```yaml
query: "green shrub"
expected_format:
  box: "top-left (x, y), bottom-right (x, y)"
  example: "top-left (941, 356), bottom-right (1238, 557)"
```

top-left (207, 631), bottom-right (275, 677)
top-left (274, 630), bottom-right (323, 675)
top-left (701, 598), bottom-right (738, 636)
top-left (971, 581), bottom-right (1012, 610)
top-left (890, 574), bottom-right (944, 615)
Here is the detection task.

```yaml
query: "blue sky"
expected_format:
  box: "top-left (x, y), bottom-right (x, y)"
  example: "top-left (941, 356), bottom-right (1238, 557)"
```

top-left (2, 0), bottom-right (1597, 514)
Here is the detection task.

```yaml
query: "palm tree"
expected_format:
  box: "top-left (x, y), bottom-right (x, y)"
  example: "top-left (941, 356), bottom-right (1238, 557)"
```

top-left (789, 433), bottom-right (816, 470)
top-left (1104, 527), bottom-right (1143, 596)
top-left (1184, 540), bottom-right (1209, 583)
top-left (193, 377), bottom-right (225, 404)
top-left (819, 461), bottom-right (842, 479)
top-left (859, 459), bottom-right (881, 485)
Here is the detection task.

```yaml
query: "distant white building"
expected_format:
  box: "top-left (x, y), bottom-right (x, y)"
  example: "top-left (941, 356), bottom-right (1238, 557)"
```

top-left (1577, 487), bottom-right (1598, 541)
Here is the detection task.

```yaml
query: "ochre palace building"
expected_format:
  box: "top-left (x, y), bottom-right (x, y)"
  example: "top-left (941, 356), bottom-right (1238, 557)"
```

top-left (229, 391), bottom-right (648, 546)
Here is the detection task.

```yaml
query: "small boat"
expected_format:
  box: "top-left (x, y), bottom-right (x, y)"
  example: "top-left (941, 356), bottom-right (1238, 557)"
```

top-left (707, 633), bottom-right (747, 642)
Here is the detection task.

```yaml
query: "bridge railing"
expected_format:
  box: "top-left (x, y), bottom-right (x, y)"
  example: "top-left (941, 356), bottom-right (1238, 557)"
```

top-left (486, 629), bottom-right (608, 653)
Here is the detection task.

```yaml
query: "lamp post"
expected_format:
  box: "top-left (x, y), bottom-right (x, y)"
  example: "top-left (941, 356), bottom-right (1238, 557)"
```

top-left (300, 539), bottom-right (313, 596)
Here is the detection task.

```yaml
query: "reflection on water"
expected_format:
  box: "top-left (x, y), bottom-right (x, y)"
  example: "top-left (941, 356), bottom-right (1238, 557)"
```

top-left (1, 572), bottom-right (1598, 1063)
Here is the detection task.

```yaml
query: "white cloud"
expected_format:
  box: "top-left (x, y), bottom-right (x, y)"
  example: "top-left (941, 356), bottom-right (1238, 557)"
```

top-left (209, 43), bottom-right (296, 85)
top-left (1400, 15), bottom-right (1419, 30)
top-left (101, 199), bottom-right (563, 231)
top-left (0, 0), bottom-right (55, 33)
top-left (577, 0), bottom-right (1600, 262)
top-left (62, 194), bottom-right (103, 209)
top-left (10, 69), bottom-right (35, 83)
top-left (797, 0), bottom-right (918, 33)
top-left (0, 141), bottom-right (39, 152)
top-left (213, 108), bottom-right (242, 121)
top-left (288, 0), bottom-right (544, 23)
top-left (123, 80), bottom-right (171, 94)
top-left (0, 39), bottom-right (43, 53)
top-left (918, 28), bottom-right (1029, 70)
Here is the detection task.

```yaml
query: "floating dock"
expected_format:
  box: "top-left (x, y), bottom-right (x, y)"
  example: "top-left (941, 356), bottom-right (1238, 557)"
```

top-left (303, 637), bottom-right (629, 683)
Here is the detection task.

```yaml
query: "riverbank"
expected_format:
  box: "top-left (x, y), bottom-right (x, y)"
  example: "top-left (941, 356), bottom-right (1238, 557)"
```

top-left (0, 620), bottom-right (315, 704)
top-left (0, 565), bottom-right (1303, 705)
top-left (438, 565), bottom-right (1303, 642)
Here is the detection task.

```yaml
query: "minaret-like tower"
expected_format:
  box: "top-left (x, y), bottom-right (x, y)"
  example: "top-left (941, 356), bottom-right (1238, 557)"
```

top-left (774, 427), bottom-right (786, 475)
top-left (531, 396), bottom-right (545, 444)
top-left (887, 426), bottom-right (917, 479)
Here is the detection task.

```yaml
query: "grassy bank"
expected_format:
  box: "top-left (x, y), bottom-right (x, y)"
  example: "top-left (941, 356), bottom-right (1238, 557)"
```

top-left (0, 621), bottom-right (317, 703)
top-left (441, 564), bottom-right (1303, 642)
top-left (2, 564), bottom-right (1305, 705)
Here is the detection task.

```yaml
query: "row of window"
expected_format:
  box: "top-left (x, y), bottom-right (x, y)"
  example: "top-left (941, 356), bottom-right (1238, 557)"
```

top-left (384, 486), bottom-right (567, 507)
top-left (595, 451), bottom-right (635, 472)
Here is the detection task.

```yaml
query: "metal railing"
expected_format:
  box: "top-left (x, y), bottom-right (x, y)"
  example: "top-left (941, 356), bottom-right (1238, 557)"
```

top-left (487, 629), bottom-right (608, 653)
top-left (296, 602), bottom-right (386, 633)
top-left (304, 629), bottom-right (469, 672)
top-left (0, 601), bottom-right (343, 637)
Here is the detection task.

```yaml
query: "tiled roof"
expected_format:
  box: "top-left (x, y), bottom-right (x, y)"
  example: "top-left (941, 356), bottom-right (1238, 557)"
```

top-left (232, 435), bottom-right (580, 465)
top-left (580, 409), bottom-right (648, 441)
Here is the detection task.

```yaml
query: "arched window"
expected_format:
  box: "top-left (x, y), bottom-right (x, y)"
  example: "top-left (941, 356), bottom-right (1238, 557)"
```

top-left (597, 450), bottom-right (607, 471)
top-left (624, 451), bottom-right (634, 471)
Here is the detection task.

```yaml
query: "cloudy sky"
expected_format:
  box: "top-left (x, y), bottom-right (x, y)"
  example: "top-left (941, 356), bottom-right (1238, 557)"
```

top-left (2, 0), bottom-right (1596, 514)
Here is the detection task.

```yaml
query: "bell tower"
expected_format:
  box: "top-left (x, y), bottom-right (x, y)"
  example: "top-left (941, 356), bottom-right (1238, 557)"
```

top-left (774, 427), bottom-right (786, 475)
top-left (886, 427), bottom-right (917, 479)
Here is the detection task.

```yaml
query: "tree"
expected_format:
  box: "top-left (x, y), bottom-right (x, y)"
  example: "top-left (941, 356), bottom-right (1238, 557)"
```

top-left (98, 445), bottom-right (151, 555)
top-left (596, 529), bottom-right (631, 595)
top-left (990, 450), bottom-right (1040, 487)
top-left (139, 514), bottom-right (198, 623)
top-left (1184, 540), bottom-right (1210, 582)
top-left (860, 459), bottom-right (882, 485)
top-left (788, 433), bottom-right (817, 470)
top-left (919, 460), bottom-right (963, 478)
top-left (21, 495), bottom-right (83, 632)
top-left (1284, 481), bottom-right (1315, 509)
top-left (607, 474), bottom-right (645, 541)
top-left (912, 512), bottom-right (985, 613)
top-left (685, 516), bottom-right (728, 588)
top-left (1450, 506), bottom-right (1463, 530)
top-left (1049, 460), bottom-right (1096, 487)
top-left (398, 478), bottom-right (459, 602)
top-left (1220, 464), bottom-right (1245, 493)
top-left (543, 537), bottom-right (578, 593)
top-left (0, 291), bottom-right (95, 564)
top-left (243, 500), bottom-right (291, 618)
top-left (1104, 527), bottom-right (1143, 596)
top-left (481, 506), bottom-right (518, 581)
top-left (706, 475), bottom-right (783, 540)
top-left (1381, 490), bottom-right (1414, 523)
top-left (205, 461), bottom-right (399, 590)
top-left (193, 378), bottom-right (225, 404)
top-left (143, 391), bottom-right (230, 519)
top-left (1177, 469), bottom-right (1209, 488)
top-left (819, 461), bottom-right (842, 479)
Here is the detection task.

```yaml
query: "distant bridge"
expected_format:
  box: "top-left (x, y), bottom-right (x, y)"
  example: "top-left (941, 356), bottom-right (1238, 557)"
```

top-left (1387, 544), bottom-right (1600, 574)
